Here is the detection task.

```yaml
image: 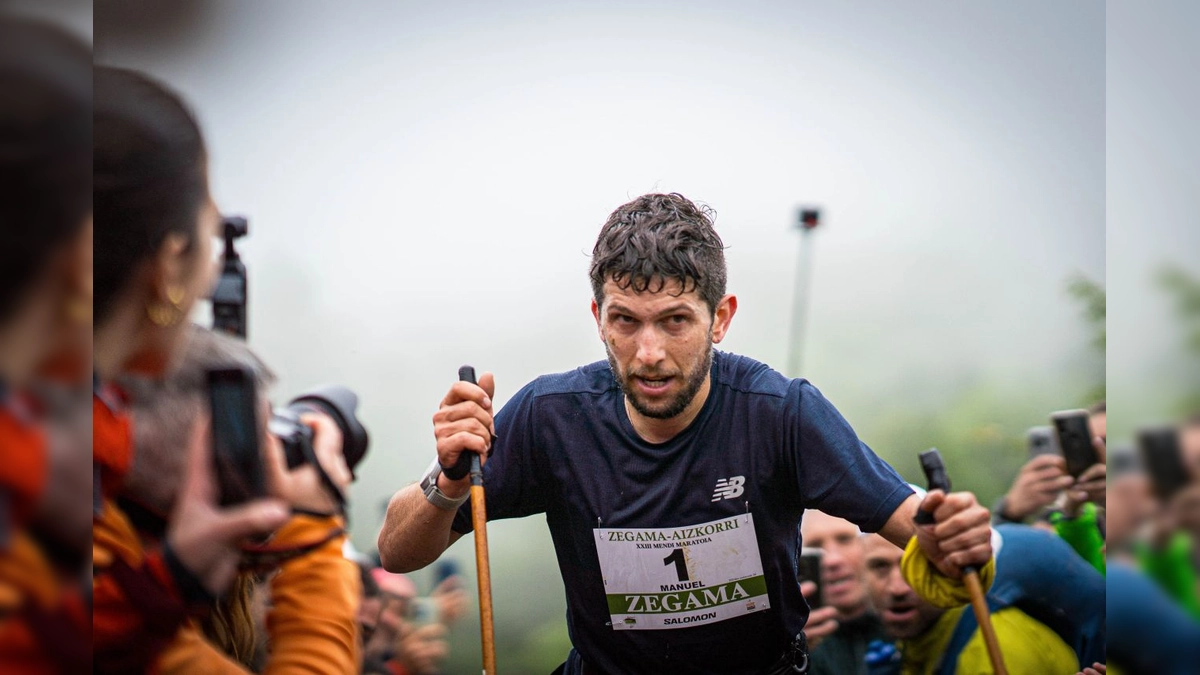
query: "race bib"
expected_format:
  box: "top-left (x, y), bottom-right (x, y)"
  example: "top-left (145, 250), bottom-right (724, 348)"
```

top-left (595, 514), bottom-right (769, 630)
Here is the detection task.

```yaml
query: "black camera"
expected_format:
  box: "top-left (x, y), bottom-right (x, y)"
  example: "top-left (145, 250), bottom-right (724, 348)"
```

top-left (212, 215), bottom-right (249, 339)
top-left (269, 385), bottom-right (370, 479)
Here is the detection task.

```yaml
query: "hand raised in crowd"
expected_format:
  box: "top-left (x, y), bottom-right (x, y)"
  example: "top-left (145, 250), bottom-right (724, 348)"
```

top-left (915, 490), bottom-right (992, 579)
top-left (799, 581), bottom-right (838, 650)
top-left (1063, 435), bottom-right (1107, 517)
top-left (431, 574), bottom-right (469, 625)
top-left (1160, 482), bottom-right (1200, 543)
top-left (1063, 463), bottom-right (1107, 517)
top-left (264, 411), bottom-right (352, 514)
top-left (1077, 663), bottom-right (1106, 675)
top-left (363, 601), bottom-right (405, 666)
top-left (1001, 454), bottom-right (1074, 521)
top-left (167, 420), bottom-right (290, 596)
top-left (397, 622), bottom-right (450, 675)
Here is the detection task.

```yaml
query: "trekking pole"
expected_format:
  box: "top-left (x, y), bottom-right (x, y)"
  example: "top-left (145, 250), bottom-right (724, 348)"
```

top-left (914, 449), bottom-right (1007, 675)
top-left (445, 365), bottom-right (497, 675)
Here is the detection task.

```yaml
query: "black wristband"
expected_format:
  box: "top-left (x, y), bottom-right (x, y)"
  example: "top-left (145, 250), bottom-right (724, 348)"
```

top-left (991, 495), bottom-right (1023, 525)
top-left (292, 507), bottom-right (338, 519)
top-left (162, 540), bottom-right (217, 609)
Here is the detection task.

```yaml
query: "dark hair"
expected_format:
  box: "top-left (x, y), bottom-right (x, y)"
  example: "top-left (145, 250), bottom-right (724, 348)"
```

top-left (1087, 400), bottom-right (1106, 416)
top-left (0, 18), bottom-right (91, 322)
top-left (93, 66), bottom-right (207, 323)
top-left (589, 193), bottom-right (727, 314)
top-left (359, 562), bottom-right (381, 599)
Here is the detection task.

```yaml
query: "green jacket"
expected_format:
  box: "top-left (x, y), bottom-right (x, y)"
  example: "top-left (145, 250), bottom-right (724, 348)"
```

top-left (1052, 502), bottom-right (1106, 574)
top-left (807, 611), bottom-right (886, 675)
top-left (1135, 532), bottom-right (1200, 621)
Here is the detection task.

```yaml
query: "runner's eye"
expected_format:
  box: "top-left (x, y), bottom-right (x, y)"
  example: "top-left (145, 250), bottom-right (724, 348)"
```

top-left (662, 315), bottom-right (690, 331)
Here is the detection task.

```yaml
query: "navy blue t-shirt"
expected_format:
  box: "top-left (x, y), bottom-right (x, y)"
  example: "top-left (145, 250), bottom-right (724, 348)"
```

top-left (452, 351), bottom-right (912, 674)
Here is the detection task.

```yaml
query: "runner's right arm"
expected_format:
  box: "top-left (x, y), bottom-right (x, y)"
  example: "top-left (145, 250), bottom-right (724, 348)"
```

top-left (378, 374), bottom-right (495, 573)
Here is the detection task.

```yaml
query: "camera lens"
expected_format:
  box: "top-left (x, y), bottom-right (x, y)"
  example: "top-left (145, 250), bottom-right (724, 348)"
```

top-left (285, 385), bottom-right (369, 475)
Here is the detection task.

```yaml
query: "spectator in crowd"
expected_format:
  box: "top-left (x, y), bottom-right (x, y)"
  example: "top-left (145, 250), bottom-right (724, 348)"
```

top-left (801, 510), bottom-right (884, 675)
top-left (994, 402), bottom-right (1105, 527)
top-left (0, 15), bottom-right (92, 672)
top-left (1179, 413), bottom-right (1200, 472)
top-left (1087, 401), bottom-right (1106, 444)
top-left (861, 524), bottom-right (1105, 674)
top-left (117, 326), bottom-right (360, 673)
top-left (1053, 435), bottom-right (1107, 574)
top-left (92, 65), bottom-right (295, 672)
top-left (368, 568), bottom-right (450, 675)
top-left (1104, 447), bottom-right (1152, 560)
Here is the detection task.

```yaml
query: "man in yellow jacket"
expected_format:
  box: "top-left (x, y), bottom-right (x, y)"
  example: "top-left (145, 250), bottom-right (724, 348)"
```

top-left (861, 533), bottom-right (1078, 674)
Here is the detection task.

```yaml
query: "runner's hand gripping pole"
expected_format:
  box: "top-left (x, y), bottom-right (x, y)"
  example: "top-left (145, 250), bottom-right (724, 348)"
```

top-left (914, 449), bottom-right (1007, 675)
top-left (449, 365), bottom-right (496, 675)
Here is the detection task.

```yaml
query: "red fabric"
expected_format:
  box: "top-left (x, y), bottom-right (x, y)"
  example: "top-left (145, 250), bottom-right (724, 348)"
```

top-left (92, 390), bottom-right (133, 498)
top-left (0, 407), bottom-right (46, 525)
top-left (0, 533), bottom-right (89, 674)
top-left (93, 497), bottom-right (188, 674)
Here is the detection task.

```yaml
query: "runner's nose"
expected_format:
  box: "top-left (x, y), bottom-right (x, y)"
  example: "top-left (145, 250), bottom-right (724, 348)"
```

top-left (634, 326), bottom-right (666, 369)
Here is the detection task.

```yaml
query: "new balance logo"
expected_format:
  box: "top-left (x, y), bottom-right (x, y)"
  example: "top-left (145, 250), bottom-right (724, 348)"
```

top-left (711, 476), bottom-right (745, 502)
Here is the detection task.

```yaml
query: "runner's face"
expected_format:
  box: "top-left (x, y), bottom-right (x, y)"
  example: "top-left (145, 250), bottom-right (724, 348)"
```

top-left (862, 535), bottom-right (944, 640)
top-left (800, 511), bottom-right (868, 616)
top-left (594, 279), bottom-right (716, 420)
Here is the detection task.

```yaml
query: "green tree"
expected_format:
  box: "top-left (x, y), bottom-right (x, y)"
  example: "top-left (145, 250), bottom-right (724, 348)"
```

top-left (1158, 264), bottom-right (1200, 413)
top-left (1067, 274), bottom-right (1105, 403)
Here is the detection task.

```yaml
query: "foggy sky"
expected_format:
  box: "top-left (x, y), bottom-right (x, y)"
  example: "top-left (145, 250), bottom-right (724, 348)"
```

top-left (92, 1), bottom-right (1105, 554)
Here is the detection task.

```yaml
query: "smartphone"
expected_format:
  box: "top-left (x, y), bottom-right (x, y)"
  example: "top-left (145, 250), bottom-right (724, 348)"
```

top-left (797, 547), bottom-right (824, 609)
top-left (434, 559), bottom-right (460, 587)
top-left (1139, 425), bottom-right (1189, 501)
top-left (208, 367), bottom-right (265, 506)
top-left (1050, 410), bottom-right (1098, 478)
top-left (408, 596), bottom-right (439, 628)
top-left (1027, 426), bottom-right (1061, 459)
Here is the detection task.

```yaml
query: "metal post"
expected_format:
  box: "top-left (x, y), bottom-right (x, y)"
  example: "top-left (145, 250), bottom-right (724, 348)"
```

top-left (787, 208), bottom-right (821, 377)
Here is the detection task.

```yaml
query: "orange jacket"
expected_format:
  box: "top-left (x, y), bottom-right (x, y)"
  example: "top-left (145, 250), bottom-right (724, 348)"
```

top-left (92, 386), bottom-right (360, 674)
top-left (93, 388), bottom-right (193, 674)
top-left (93, 496), bottom-right (193, 674)
top-left (0, 531), bottom-right (89, 674)
top-left (0, 397), bottom-right (88, 674)
top-left (153, 514), bottom-right (361, 674)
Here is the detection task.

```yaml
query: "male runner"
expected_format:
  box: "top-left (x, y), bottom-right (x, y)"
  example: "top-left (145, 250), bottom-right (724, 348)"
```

top-left (380, 193), bottom-right (993, 674)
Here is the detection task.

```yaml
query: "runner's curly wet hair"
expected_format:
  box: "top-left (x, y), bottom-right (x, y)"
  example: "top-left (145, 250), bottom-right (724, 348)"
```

top-left (589, 193), bottom-right (727, 314)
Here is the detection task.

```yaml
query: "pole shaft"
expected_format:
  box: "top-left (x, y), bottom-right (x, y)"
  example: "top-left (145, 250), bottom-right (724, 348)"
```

top-left (963, 571), bottom-right (1007, 675)
top-left (471, 476), bottom-right (496, 675)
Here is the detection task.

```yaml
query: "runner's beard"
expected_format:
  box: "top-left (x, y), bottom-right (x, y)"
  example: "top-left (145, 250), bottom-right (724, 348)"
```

top-left (607, 335), bottom-right (713, 420)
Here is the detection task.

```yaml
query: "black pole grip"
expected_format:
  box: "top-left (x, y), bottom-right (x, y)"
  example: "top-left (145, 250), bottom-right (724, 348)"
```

top-left (442, 366), bottom-right (480, 481)
top-left (914, 448), bottom-right (950, 526)
top-left (913, 448), bottom-right (979, 574)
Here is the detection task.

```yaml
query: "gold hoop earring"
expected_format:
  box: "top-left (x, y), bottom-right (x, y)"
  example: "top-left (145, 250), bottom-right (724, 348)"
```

top-left (66, 296), bottom-right (91, 325)
top-left (147, 285), bottom-right (186, 327)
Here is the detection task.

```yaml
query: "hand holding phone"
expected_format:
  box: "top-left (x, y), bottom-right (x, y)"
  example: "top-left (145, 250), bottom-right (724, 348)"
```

top-left (797, 547), bottom-right (824, 609)
top-left (208, 367), bottom-right (266, 506)
top-left (1139, 426), bottom-right (1190, 502)
top-left (1027, 426), bottom-right (1060, 459)
top-left (1050, 410), bottom-right (1099, 479)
